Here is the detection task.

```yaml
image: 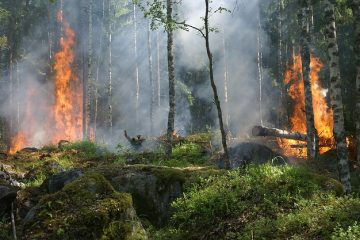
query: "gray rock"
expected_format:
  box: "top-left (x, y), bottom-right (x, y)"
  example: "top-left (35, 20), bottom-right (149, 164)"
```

top-left (47, 169), bottom-right (83, 193)
top-left (0, 185), bottom-right (17, 217)
top-left (216, 142), bottom-right (287, 169)
top-left (99, 166), bottom-right (184, 227)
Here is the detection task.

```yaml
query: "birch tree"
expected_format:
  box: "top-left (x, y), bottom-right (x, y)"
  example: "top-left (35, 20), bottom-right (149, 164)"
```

top-left (299, 0), bottom-right (319, 160)
top-left (86, 0), bottom-right (93, 139)
top-left (324, 0), bottom-right (352, 193)
top-left (352, 0), bottom-right (360, 169)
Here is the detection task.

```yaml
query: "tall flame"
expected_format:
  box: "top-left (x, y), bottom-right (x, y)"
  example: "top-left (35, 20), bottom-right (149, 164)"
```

top-left (9, 11), bottom-right (82, 153)
top-left (279, 53), bottom-right (334, 157)
top-left (51, 13), bottom-right (83, 143)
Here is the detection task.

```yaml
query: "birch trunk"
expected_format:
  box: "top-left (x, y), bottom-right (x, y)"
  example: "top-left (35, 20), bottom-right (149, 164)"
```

top-left (133, 4), bottom-right (140, 127)
top-left (300, 0), bottom-right (319, 160)
top-left (324, 0), bottom-right (351, 193)
top-left (157, 31), bottom-right (161, 108)
top-left (257, 13), bottom-right (263, 126)
top-left (222, 31), bottom-right (230, 129)
top-left (165, 0), bottom-right (176, 160)
top-left (107, 0), bottom-right (113, 134)
top-left (204, 0), bottom-right (230, 169)
top-left (94, 0), bottom-right (106, 139)
top-left (352, 0), bottom-right (360, 173)
top-left (86, 0), bottom-right (93, 139)
top-left (147, 22), bottom-right (155, 135)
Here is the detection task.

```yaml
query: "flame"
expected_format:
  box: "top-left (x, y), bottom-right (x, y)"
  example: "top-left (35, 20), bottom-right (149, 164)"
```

top-left (9, 87), bottom-right (38, 154)
top-left (51, 13), bottom-right (83, 143)
top-left (279, 53), bottom-right (334, 157)
top-left (9, 11), bottom-right (82, 154)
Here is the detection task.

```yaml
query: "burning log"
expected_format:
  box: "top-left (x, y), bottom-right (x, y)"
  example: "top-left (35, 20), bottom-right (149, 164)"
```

top-left (252, 125), bottom-right (307, 141)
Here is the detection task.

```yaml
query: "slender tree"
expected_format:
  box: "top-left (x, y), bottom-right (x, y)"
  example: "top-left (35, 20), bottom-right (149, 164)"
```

top-left (204, 0), bottom-right (230, 169)
top-left (86, 0), bottom-right (93, 139)
top-left (156, 31), bottom-right (161, 108)
top-left (222, 30), bottom-right (230, 129)
top-left (324, 0), bottom-right (352, 193)
top-left (299, 0), bottom-right (319, 160)
top-left (165, 0), bottom-right (176, 159)
top-left (352, 0), bottom-right (360, 168)
top-left (133, 3), bottom-right (140, 127)
top-left (107, 0), bottom-right (113, 134)
top-left (147, 21), bottom-right (155, 135)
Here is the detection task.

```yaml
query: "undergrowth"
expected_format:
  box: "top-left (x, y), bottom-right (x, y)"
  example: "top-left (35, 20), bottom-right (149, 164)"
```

top-left (151, 164), bottom-right (359, 240)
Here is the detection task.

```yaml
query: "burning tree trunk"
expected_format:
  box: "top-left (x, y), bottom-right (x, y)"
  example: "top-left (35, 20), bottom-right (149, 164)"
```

top-left (324, 0), bottom-right (351, 193)
top-left (147, 21), bottom-right (155, 135)
top-left (252, 125), bottom-right (307, 141)
top-left (299, 0), bottom-right (319, 160)
top-left (352, 0), bottom-right (360, 171)
top-left (165, 0), bottom-right (176, 160)
top-left (204, 0), bottom-right (230, 169)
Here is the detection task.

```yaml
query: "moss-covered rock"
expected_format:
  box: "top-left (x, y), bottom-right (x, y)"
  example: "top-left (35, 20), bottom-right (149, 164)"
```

top-left (22, 173), bottom-right (147, 240)
top-left (95, 164), bottom-right (224, 226)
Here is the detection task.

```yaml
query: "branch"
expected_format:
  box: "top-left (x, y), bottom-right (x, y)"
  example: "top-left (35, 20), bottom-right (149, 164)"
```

top-left (173, 20), bottom-right (206, 39)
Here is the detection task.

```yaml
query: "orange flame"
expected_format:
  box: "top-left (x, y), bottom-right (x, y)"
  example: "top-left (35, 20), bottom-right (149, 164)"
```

top-left (9, 11), bottom-right (82, 154)
top-left (51, 13), bottom-right (83, 143)
top-left (279, 53), bottom-right (334, 157)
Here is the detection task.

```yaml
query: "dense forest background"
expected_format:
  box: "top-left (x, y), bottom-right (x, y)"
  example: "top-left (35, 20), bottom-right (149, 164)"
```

top-left (0, 0), bottom-right (356, 150)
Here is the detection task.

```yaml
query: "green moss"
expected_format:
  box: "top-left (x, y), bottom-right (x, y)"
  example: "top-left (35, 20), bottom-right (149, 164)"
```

top-left (159, 164), bottom-right (354, 240)
top-left (23, 173), bottom-right (146, 240)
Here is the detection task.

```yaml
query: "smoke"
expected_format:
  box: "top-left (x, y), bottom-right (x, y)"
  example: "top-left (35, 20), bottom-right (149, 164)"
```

top-left (0, 0), bottom-right (272, 150)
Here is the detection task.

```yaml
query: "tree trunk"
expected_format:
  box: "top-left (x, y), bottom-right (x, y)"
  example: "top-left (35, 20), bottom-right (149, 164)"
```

top-left (107, 0), bottom-right (113, 134)
top-left (252, 125), bottom-right (307, 141)
top-left (204, 0), bottom-right (230, 169)
top-left (257, 13), bottom-right (263, 126)
top-left (94, 0), bottom-right (106, 140)
top-left (222, 30), bottom-right (230, 129)
top-left (86, 0), bottom-right (93, 139)
top-left (147, 21), bottom-right (155, 135)
top-left (324, 0), bottom-right (352, 193)
top-left (133, 4), bottom-right (140, 127)
top-left (165, 0), bottom-right (176, 160)
top-left (157, 31), bottom-right (161, 108)
top-left (300, 0), bottom-right (319, 160)
top-left (8, 52), bottom-right (13, 136)
top-left (278, 0), bottom-right (287, 128)
top-left (352, 0), bottom-right (360, 175)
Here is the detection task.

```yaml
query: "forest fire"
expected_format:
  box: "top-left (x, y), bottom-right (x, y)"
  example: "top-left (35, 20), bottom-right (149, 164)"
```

top-left (8, 12), bottom-right (82, 153)
top-left (51, 12), bottom-right (83, 144)
top-left (278, 54), bottom-right (334, 157)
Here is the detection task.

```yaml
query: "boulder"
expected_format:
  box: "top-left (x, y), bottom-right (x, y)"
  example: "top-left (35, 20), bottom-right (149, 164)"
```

top-left (216, 142), bottom-right (287, 169)
top-left (0, 185), bottom-right (17, 218)
top-left (96, 165), bottom-right (223, 227)
top-left (46, 169), bottom-right (83, 193)
top-left (23, 173), bottom-right (147, 240)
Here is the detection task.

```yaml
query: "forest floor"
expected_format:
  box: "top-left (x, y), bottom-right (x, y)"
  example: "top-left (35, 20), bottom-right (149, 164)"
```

top-left (1, 133), bottom-right (360, 239)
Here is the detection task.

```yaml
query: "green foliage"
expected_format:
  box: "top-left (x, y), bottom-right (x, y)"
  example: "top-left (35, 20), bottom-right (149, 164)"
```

top-left (332, 221), bottom-right (360, 240)
top-left (62, 140), bottom-right (110, 159)
top-left (156, 165), bottom-right (352, 239)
